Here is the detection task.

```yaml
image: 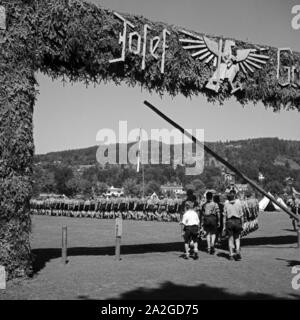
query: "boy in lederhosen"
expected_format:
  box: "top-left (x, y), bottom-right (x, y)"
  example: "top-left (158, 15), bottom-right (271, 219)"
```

top-left (181, 201), bottom-right (200, 260)
top-left (201, 192), bottom-right (220, 255)
top-left (223, 191), bottom-right (244, 261)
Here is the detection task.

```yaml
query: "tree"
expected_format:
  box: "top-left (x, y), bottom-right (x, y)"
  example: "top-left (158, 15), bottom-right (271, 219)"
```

top-left (96, 182), bottom-right (108, 195)
top-left (53, 166), bottom-right (74, 196)
top-left (190, 179), bottom-right (206, 196)
top-left (123, 178), bottom-right (142, 196)
top-left (65, 175), bottom-right (91, 197)
top-left (212, 176), bottom-right (226, 193)
top-left (32, 167), bottom-right (56, 196)
top-left (145, 180), bottom-right (161, 196)
top-left (175, 165), bottom-right (186, 184)
top-left (65, 175), bottom-right (80, 196)
top-left (265, 181), bottom-right (284, 195)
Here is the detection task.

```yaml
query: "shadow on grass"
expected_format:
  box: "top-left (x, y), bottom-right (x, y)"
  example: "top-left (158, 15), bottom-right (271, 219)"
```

top-left (77, 282), bottom-right (282, 300)
top-left (276, 258), bottom-right (300, 267)
top-left (241, 235), bottom-right (297, 247)
top-left (31, 242), bottom-right (183, 275)
top-left (115, 281), bottom-right (286, 300)
top-left (31, 234), bottom-right (297, 275)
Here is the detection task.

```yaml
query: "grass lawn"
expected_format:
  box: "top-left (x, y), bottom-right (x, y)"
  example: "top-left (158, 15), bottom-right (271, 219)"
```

top-left (1, 212), bottom-right (300, 299)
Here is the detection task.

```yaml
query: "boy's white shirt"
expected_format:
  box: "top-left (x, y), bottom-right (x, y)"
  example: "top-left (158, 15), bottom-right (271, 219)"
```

top-left (182, 209), bottom-right (200, 226)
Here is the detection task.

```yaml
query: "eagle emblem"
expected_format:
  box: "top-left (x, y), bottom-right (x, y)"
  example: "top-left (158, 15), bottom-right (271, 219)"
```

top-left (179, 30), bottom-right (270, 93)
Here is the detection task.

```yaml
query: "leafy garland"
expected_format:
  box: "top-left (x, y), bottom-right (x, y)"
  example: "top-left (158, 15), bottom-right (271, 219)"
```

top-left (3, 0), bottom-right (300, 111)
top-left (0, 0), bottom-right (37, 279)
top-left (32, 0), bottom-right (300, 111)
top-left (0, 0), bottom-right (300, 279)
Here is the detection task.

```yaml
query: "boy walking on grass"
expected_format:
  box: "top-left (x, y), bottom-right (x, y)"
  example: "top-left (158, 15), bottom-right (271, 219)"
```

top-left (201, 192), bottom-right (220, 255)
top-left (223, 191), bottom-right (244, 261)
top-left (181, 201), bottom-right (200, 260)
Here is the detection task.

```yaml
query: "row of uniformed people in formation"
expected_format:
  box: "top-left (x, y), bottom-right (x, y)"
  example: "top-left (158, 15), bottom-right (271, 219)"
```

top-left (238, 197), bottom-right (260, 237)
top-left (29, 197), bottom-right (184, 222)
top-left (29, 194), bottom-right (260, 228)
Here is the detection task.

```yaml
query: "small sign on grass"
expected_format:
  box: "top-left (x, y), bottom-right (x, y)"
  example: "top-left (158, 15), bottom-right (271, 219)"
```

top-left (115, 217), bottom-right (123, 238)
top-left (0, 266), bottom-right (6, 290)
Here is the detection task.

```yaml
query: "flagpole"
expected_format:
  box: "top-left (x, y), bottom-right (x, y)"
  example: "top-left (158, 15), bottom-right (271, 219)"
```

top-left (137, 127), bottom-right (145, 198)
top-left (142, 140), bottom-right (145, 198)
top-left (140, 127), bottom-right (145, 198)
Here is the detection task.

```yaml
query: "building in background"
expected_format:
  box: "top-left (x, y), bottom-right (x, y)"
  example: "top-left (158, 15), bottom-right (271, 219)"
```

top-left (39, 193), bottom-right (68, 199)
top-left (161, 183), bottom-right (184, 196)
top-left (105, 186), bottom-right (124, 197)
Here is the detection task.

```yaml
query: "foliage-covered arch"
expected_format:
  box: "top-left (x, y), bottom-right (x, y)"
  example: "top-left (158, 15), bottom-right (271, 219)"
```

top-left (0, 0), bottom-right (300, 278)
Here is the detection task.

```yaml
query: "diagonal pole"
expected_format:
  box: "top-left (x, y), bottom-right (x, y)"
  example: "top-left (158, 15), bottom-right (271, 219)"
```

top-left (143, 100), bottom-right (299, 225)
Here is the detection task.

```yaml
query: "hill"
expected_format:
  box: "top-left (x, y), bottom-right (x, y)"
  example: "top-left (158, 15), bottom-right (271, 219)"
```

top-left (33, 138), bottom-right (300, 197)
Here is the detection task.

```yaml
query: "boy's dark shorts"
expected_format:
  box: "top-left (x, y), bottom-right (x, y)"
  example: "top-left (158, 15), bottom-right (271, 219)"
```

top-left (226, 217), bottom-right (243, 237)
top-left (184, 225), bottom-right (199, 242)
top-left (203, 215), bottom-right (218, 233)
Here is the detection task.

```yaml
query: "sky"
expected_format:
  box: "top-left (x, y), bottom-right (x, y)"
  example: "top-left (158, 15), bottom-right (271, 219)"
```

top-left (33, 0), bottom-right (300, 154)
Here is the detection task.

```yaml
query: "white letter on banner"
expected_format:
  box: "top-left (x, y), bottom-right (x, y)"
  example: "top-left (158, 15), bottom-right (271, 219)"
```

top-left (109, 12), bottom-right (135, 63)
